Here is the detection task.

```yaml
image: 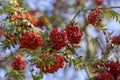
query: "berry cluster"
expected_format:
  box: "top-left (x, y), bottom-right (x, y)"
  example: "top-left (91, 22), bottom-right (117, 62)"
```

top-left (50, 28), bottom-right (68, 50)
top-left (20, 32), bottom-right (43, 50)
top-left (12, 55), bottom-right (26, 70)
top-left (36, 54), bottom-right (65, 73)
top-left (95, 71), bottom-right (115, 80)
top-left (105, 61), bottom-right (120, 79)
top-left (66, 25), bottom-right (83, 44)
top-left (111, 35), bottom-right (120, 45)
top-left (95, 0), bottom-right (104, 6)
top-left (87, 9), bottom-right (103, 26)
top-left (50, 25), bottom-right (83, 50)
top-left (35, 17), bottom-right (46, 29)
top-left (93, 61), bottom-right (120, 80)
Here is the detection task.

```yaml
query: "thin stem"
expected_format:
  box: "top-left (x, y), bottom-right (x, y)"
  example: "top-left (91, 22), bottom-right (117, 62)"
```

top-left (96, 38), bottom-right (105, 54)
top-left (71, 6), bottom-right (120, 22)
top-left (107, 45), bottom-right (119, 59)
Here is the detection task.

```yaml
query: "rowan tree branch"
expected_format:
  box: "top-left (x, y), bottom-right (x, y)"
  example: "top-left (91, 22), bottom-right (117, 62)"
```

top-left (71, 6), bottom-right (120, 23)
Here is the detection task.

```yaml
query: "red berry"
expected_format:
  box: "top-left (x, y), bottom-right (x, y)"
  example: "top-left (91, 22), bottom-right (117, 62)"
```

top-left (76, 0), bottom-right (81, 5)
top-left (29, 10), bottom-right (38, 15)
top-left (36, 54), bottom-right (65, 73)
top-left (87, 9), bottom-right (103, 26)
top-left (65, 25), bottom-right (83, 44)
top-left (0, 27), bottom-right (3, 36)
top-left (12, 55), bottom-right (26, 70)
top-left (95, 71), bottom-right (115, 80)
top-left (7, 78), bottom-right (12, 80)
top-left (52, 2), bottom-right (59, 7)
top-left (105, 61), bottom-right (120, 79)
top-left (95, 0), bottom-right (104, 6)
top-left (50, 28), bottom-right (68, 50)
top-left (35, 17), bottom-right (46, 29)
top-left (20, 32), bottom-right (43, 50)
top-left (111, 35), bottom-right (120, 45)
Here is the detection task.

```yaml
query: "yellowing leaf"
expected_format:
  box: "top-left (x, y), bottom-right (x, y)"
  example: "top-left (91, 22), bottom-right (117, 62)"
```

top-left (73, 45), bottom-right (81, 48)
top-left (98, 24), bottom-right (106, 28)
top-left (65, 49), bottom-right (73, 54)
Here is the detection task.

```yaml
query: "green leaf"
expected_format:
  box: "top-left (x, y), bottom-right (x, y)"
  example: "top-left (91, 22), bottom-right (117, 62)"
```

top-left (102, 27), bottom-right (107, 30)
top-left (98, 24), bottom-right (106, 28)
top-left (105, 9), bottom-right (120, 23)
top-left (74, 64), bottom-right (79, 70)
top-left (2, 42), bottom-right (11, 50)
top-left (46, 57), bottom-right (54, 64)
top-left (30, 68), bottom-right (43, 80)
top-left (5, 70), bottom-right (24, 80)
top-left (65, 49), bottom-right (73, 54)
top-left (29, 58), bottom-right (43, 65)
top-left (73, 58), bottom-right (82, 70)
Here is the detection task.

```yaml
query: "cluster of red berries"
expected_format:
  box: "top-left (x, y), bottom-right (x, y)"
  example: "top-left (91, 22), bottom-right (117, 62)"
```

top-left (36, 53), bottom-right (65, 73)
top-left (111, 35), bottom-right (120, 45)
top-left (20, 32), bottom-right (43, 50)
top-left (95, 0), bottom-right (104, 6)
top-left (105, 61), bottom-right (120, 79)
top-left (66, 25), bottom-right (83, 44)
top-left (95, 71), bottom-right (115, 80)
top-left (50, 25), bottom-right (83, 50)
top-left (35, 17), bottom-right (46, 29)
top-left (87, 9), bottom-right (103, 26)
top-left (12, 55), bottom-right (26, 70)
top-left (94, 61), bottom-right (120, 80)
top-left (50, 28), bottom-right (68, 50)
